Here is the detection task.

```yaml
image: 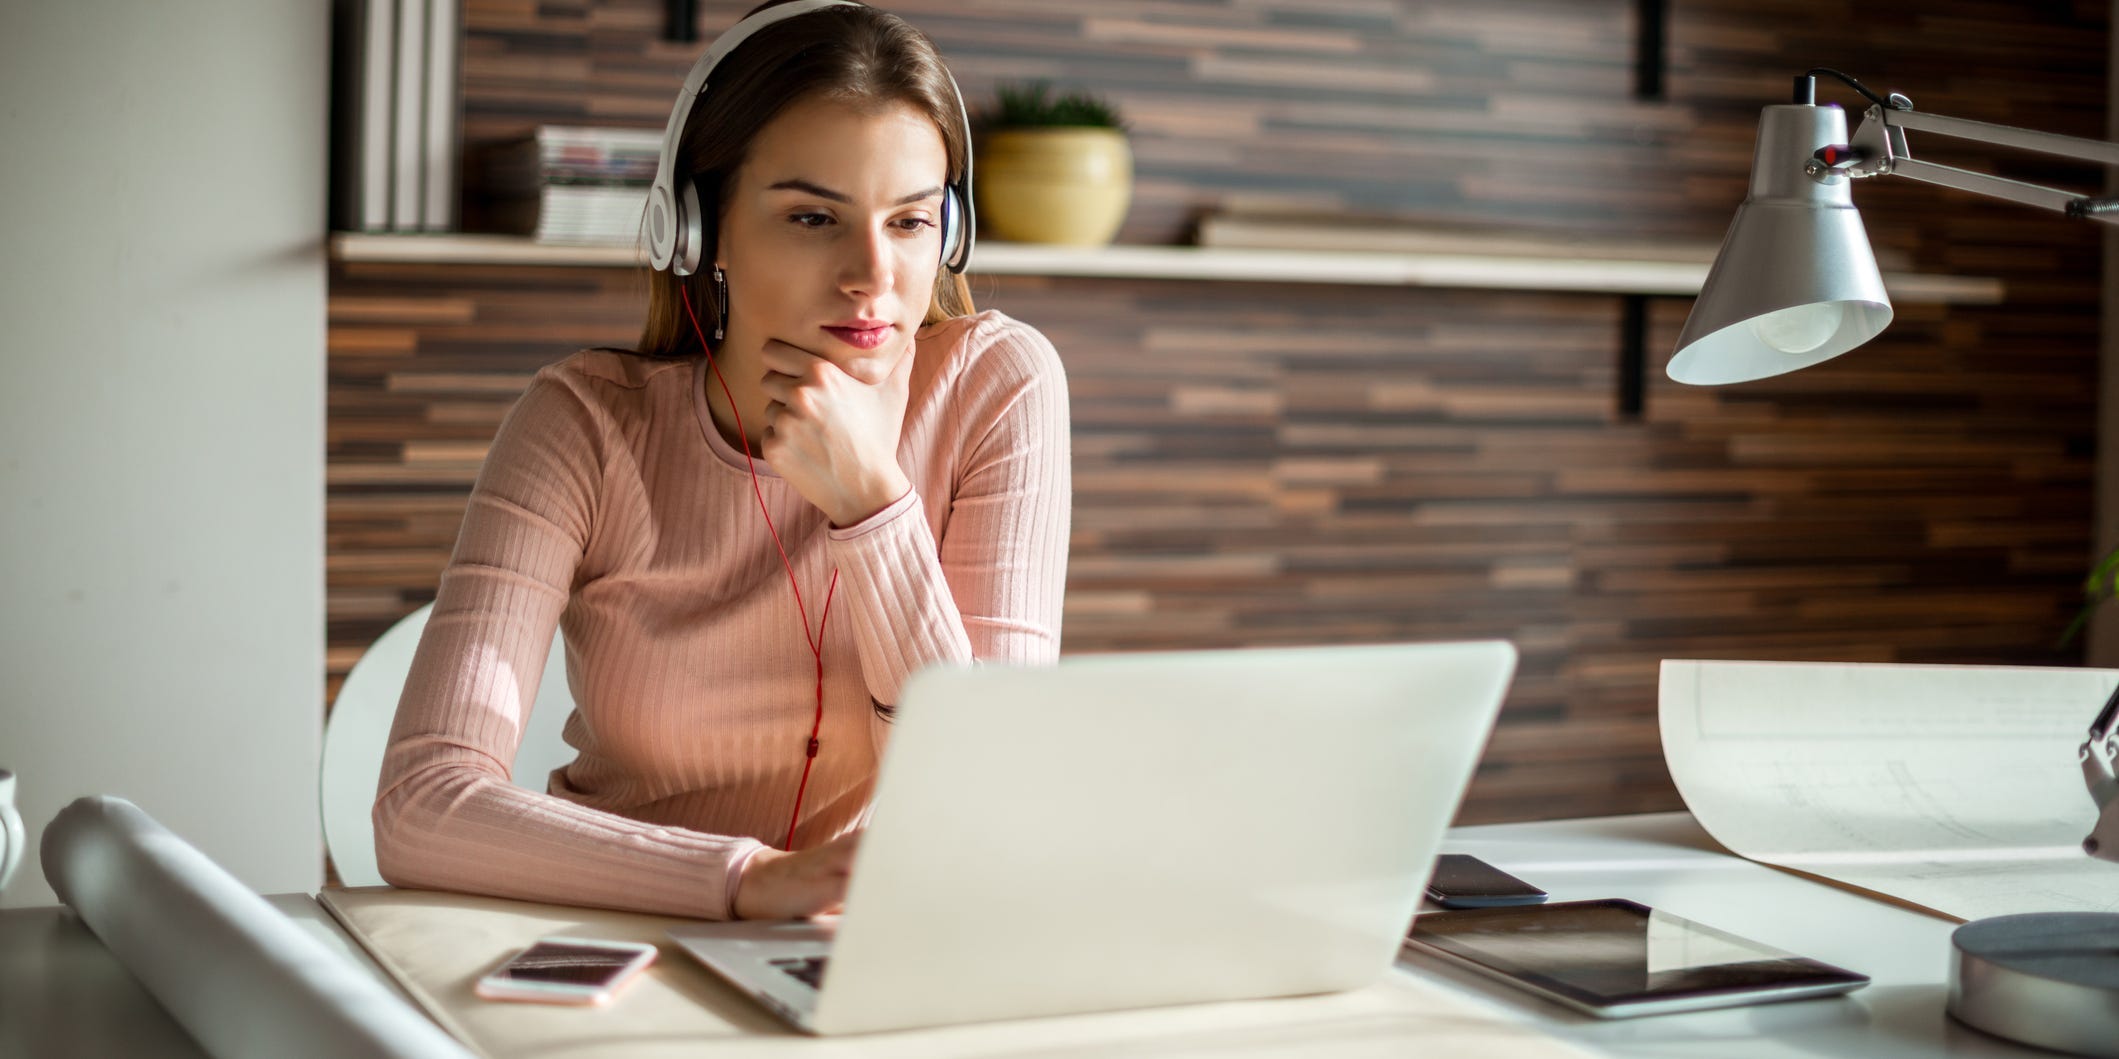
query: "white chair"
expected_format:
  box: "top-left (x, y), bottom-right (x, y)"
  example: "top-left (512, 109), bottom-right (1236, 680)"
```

top-left (319, 603), bottom-right (577, 887)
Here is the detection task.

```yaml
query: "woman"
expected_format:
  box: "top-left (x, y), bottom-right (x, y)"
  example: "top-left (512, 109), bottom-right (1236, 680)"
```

top-left (371, 0), bottom-right (1071, 921)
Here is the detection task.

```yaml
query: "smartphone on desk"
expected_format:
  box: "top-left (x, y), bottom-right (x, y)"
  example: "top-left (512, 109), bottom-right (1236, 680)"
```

top-left (474, 937), bottom-right (658, 1006)
top-left (1426, 854), bottom-right (1548, 909)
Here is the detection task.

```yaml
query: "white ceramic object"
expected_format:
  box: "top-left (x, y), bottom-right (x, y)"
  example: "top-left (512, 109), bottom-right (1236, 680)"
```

top-left (0, 770), bottom-right (23, 895)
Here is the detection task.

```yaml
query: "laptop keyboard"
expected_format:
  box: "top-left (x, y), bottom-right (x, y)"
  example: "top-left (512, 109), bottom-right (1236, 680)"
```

top-left (769, 955), bottom-right (828, 990)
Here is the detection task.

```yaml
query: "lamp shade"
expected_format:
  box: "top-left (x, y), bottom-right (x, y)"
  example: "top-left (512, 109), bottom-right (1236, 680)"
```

top-left (1668, 104), bottom-right (1893, 385)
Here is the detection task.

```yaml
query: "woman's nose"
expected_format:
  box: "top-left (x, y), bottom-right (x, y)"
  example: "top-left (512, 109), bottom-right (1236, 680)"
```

top-left (838, 225), bottom-right (893, 298)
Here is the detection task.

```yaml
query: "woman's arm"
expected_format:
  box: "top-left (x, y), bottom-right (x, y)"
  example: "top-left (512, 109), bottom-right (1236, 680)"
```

top-left (370, 367), bottom-right (766, 920)
top-left (826, 317), bottom-right (1073, 716)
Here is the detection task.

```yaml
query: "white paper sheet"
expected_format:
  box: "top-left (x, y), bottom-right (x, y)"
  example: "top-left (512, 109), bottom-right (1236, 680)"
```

top-left (1659, 659), bottom-right (2119, 921)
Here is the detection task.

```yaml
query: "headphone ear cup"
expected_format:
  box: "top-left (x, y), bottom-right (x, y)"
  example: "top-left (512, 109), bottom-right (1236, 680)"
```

top-left (932, 191), bottom-right (957, 271)
top-left (939, 186), bottom-right (965, 270)
top-left (674, 178), bottom-right (704, 277)
top-left (647, 182), bottom-right (676, 271)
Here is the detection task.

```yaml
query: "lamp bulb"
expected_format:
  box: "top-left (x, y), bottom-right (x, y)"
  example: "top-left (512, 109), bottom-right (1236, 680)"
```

top-left (1748, 302), bottom-right (1845, 355)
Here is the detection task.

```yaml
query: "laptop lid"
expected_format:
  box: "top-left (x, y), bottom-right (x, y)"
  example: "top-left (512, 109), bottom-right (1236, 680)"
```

top-left (810, 639), bottom-right (1517, 1035)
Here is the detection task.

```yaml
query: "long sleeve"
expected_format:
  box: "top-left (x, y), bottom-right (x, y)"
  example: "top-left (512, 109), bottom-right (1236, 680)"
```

top-left (366, 312), bottom-right (1070, 914)
top-left (827, 318), bottom-right (1073, 715)
top-left (371, 367), bottom-right (764, 920)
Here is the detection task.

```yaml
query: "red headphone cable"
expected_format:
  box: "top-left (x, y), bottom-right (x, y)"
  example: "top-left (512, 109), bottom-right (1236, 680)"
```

top-left (680, 285), bottom-right (837, 852)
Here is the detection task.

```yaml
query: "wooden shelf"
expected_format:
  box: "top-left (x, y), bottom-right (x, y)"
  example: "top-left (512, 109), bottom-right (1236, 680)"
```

top-left (328, 232), bottom-right (2004, 304)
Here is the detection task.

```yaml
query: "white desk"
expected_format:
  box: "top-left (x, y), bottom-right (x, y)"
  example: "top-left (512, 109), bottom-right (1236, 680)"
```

top-left (0, 812), bottom-right (2058, 1057)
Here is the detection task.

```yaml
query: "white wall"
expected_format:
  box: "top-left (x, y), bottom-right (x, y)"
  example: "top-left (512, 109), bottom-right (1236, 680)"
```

top-left (0, 1), bottom-right (328, 906)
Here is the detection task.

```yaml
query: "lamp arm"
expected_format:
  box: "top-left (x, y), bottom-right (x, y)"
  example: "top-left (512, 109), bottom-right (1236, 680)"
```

top-left (1885, 108), bottom-right (2119, 167)
top-left (1835, 104), bottom-right (2119, 224)
top-left (1887, 158), bottom-right (2111, 217)
top-left (1807, 77), bottom-right (2119, 858)
top-left (2082, 681), bottom-right (2119, 862)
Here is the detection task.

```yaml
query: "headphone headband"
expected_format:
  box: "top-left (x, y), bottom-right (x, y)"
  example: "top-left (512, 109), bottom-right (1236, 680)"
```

top-left (645, 0), bottom-right (975, 277)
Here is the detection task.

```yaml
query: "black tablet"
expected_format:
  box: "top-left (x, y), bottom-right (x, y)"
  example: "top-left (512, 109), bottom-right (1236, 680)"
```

top-left (1404, 898), bottom-right (1869, 1018)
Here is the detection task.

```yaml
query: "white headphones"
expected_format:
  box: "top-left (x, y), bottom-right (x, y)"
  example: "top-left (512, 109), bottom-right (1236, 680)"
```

top-left (644, 0), bottom-right (975, 277)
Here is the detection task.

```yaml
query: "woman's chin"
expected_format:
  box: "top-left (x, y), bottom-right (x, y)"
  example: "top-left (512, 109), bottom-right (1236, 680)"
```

top-left (819, 334), bottom-right (912, 380)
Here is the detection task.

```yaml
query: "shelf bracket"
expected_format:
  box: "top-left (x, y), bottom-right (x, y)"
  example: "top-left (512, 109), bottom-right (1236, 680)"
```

top-left (1635, 0), bottom-right (1668, 100)
top-left (665, 0), bottom-right (698, 43)
top-left (1619, 294), bottom-right (1649, 420)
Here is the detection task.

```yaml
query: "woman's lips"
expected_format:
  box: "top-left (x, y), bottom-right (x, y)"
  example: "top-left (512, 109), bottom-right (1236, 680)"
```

top-left (822, 324), bottom-right (892, 350)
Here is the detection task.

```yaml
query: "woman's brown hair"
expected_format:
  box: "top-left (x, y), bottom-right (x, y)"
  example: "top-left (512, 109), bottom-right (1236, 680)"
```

top-left (633, 0), bottom-right (974, 358)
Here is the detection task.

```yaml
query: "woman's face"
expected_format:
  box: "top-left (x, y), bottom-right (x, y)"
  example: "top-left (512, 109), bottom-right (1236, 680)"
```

top-left (715, 94), bottom-right (949, 372)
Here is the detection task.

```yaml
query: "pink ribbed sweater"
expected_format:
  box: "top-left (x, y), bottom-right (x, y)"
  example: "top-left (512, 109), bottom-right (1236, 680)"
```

top-left (372, 310), bottom-right (1071, 920)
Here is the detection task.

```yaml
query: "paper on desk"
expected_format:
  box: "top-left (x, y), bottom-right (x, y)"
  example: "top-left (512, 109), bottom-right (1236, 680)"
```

top-left (40, 796), bottom-right (473, 1059)
top-left (1660, 659), bottom-right (2119, 922)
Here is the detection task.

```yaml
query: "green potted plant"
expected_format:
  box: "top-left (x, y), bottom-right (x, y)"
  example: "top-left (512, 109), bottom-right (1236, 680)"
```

top-left (976, 82), bottom-right (1132, 246)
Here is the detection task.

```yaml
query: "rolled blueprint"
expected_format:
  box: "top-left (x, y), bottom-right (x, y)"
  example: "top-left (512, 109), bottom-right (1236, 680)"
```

top-left (41, 795), bottom-right (472, 1059)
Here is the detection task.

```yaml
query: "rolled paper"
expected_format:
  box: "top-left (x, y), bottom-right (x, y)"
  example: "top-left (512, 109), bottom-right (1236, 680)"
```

top-left (41, 795), bottom-right (472, 1059)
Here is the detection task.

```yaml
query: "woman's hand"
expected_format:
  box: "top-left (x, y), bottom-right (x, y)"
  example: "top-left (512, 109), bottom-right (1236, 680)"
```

top-left (757, 338), bottom-right (914, 526)
top-left (734, 830), bottom-right (863, 920)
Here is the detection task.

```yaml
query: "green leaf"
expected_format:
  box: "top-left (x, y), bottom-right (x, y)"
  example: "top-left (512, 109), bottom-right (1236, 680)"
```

top-left (2062, 602), bottom-right (2098, 649)
top-left (990, 80), bottom-right (1125, 129)
top-left (2089, 544), bottom-right (2119, 598)
top-left (2062, 545), bottom-right (2119, 649)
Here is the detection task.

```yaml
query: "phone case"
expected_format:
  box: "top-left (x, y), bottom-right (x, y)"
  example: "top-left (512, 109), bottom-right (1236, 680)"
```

top-left (474, 938), bottom-right (658, 1005)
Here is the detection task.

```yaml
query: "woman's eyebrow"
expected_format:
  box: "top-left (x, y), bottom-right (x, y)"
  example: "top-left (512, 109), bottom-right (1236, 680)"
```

top-left (765, 179), bottom-right (944, 206)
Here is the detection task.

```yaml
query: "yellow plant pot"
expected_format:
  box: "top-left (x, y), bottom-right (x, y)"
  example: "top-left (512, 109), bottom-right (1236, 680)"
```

top-left (975, 128), bottom-right (1132, 246)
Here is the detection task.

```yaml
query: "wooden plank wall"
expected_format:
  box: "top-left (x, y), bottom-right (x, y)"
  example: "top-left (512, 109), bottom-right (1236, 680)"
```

top-left (330, 0), bottom-right (2107, 824)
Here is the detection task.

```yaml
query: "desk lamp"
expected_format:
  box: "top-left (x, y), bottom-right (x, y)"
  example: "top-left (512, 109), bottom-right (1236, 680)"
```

top-left (1671, 68), bottom-right (2119, 1058)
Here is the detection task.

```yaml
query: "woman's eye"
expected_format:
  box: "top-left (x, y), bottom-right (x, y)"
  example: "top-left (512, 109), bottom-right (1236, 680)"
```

top-left (789, 212), bottom-right (833, 229)
top-left (895, 217), bottom-right (936, 232)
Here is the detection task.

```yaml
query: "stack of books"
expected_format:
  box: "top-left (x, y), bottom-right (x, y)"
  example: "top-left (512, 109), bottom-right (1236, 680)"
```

top-left (330, 0), bottom-right (462, 232)
top-left (478, 126), bottom-right (663, 245)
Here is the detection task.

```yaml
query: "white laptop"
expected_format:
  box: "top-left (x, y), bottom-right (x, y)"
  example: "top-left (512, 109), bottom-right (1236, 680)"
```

top-left (666, 639), bottom-right (1517, 1036)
